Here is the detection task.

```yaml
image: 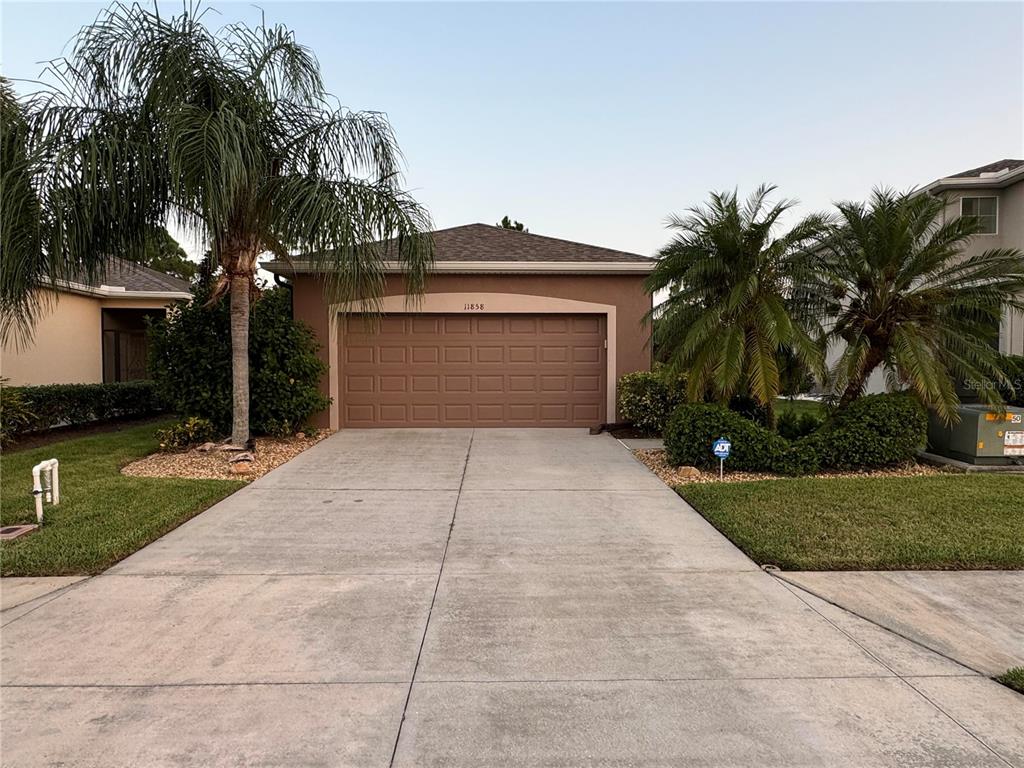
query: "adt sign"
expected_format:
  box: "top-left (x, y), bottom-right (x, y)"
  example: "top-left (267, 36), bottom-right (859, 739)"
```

top-left (712, 437), bottom-right (731, 480)
top-left (712, 438), bottom-right (731, 460)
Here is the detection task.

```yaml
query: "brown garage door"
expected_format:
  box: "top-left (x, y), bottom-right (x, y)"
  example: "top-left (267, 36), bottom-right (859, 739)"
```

top-left (339, 313), bottom-right (606, 427)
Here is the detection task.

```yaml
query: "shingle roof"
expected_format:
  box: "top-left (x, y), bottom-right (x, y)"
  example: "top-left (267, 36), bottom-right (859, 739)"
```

top-left (946, 159), bottom-right (1024, 179)
top-left (77, 259), bottom-right (191, 293)
top-left (424, 224), bottom-right (651, 263)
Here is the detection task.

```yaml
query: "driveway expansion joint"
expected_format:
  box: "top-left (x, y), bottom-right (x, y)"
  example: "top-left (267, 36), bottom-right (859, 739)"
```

top-left (774, 576), bottom-right (1016, 768)
top-left (388, 428), bottom-right (475, 768)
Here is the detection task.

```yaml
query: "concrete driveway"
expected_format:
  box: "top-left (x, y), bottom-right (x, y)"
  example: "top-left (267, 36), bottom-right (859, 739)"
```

top-left (2, 429), bottom-right (1022, 767)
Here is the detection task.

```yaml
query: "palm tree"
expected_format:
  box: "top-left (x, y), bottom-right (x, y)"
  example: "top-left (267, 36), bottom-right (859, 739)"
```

top-left (1, 76), bottom-right (46, 344)
top-left (645, 185), bottom-right (830, 420)
top-left (4, 3), bottom-right (432, 446)
top-left (817, 188), bottom-right (1024, 423)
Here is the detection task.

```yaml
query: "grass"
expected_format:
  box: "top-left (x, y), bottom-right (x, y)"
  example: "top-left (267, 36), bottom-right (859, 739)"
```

top-left (1, 421), bottom-right (242, 576)
top-left (678, 474), bottom-right (1024, 570)
top-left (995, 667), bottom-right (1024, 695)
top-left (776, 397), bottom-right (826, 418)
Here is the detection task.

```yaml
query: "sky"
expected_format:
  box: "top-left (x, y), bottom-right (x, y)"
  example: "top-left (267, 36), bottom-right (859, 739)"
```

top-left (2, 0), bottom-right (1022, 261)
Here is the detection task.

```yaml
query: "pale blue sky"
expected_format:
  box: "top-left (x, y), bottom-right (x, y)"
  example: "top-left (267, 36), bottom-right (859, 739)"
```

top-left (2, 1), bottom-right (1022, 259)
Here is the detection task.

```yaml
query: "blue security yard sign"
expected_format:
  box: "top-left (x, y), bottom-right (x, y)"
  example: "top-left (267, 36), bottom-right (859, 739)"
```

top-left (712, 437), bottom-right (731, 480)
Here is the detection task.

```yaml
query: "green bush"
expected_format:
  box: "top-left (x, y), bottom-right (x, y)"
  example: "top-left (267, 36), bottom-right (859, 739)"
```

top-left (777, 409), bottom-right (823, 441)
top-left (728, 393), bottom-right (774, 429)
top-left (664, 403), bottom-right (790, 472)
top-left (663, 393), bottom-right (924, 476)
top-left (0, 379), bottom-right (34, 446)
top-left (813, 393), bottom-right (927, 470)
top-left (148, 286), bottom-right (330, 435)
top-left (616, 370), bottom-right (685, 435)
top-left (156, 416), bottom-right (219, 451)
top-left (1, 381), bottom-right (163, 442)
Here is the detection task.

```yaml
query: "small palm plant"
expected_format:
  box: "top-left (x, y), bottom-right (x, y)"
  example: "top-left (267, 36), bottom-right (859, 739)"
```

top-left (2, 3), bottom-right (432, 446)
top-left (817, 188), bottom-right (1024, 423)
top-left (645, 185), bottom-right (830, 421)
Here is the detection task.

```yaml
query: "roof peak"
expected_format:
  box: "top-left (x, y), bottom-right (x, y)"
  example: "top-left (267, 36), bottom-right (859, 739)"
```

top-left (946, 158), bottom-right (1024, 180)
top-left (427, 222), bottom-right (650, 261)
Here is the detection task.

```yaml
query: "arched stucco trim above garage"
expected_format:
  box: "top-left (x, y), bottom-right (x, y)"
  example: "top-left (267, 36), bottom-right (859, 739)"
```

top-left (327, 293), bottom-right (618, 430)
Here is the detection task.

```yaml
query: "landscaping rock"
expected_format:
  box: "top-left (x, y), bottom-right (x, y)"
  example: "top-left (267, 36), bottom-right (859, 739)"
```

top-left (229, 461), bottom-right (254, 475)
top-left (677, 466), bottom-right (701, 479)
top-left (228, 452), bottom-right (255, 464)
top-left (121, 432), bottom-right (329, 481)
top-left (195, 442), bottom-right (218, 453)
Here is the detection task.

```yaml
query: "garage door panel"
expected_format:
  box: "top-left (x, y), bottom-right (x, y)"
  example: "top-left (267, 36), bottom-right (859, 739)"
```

top-left (540, 346), bottom-right (568, 363)
top-left (444, 375), bottom-right (472, 392)
top-left (476, 375), bottom-right (504, 392)
top-left (411, 347), bottom-right (438, 363)
top-left (444, 346), bottom-right (472, 363)
top-left (345, 375), bottom-right (374, 393)
top-left (379, 347), bottom-right (406, 364)
top-left (340, 313), bottom-right (605, 427)
top-left (476, 346), bottom-right (504, 363)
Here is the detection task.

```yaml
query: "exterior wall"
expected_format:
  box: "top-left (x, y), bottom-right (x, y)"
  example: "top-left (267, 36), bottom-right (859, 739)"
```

top-left (1, 292), bottom-right (178, 387)
top-left (937, 182), bottom-right (1024, 356)
top-left (291, 273), bottom-right (653, 428)
top-left (1, 290), bottom-right (103, 386)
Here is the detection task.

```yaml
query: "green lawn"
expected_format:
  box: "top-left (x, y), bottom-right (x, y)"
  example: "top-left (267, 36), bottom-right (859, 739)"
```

top-left (1, 421), bottom-right (242, 576)
top-left (996, 667), bottom-right (1024, 695)
top-left (678, 475), bottom-right (1024, 570)
top-left (776, 397), bottom-right (826, 418)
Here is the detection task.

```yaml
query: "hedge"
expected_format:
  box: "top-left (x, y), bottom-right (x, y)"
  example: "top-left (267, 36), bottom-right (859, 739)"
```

top-left (0, 380), bottom-right (164, 443)
top-left (663, 393), bottom-right (927, 475)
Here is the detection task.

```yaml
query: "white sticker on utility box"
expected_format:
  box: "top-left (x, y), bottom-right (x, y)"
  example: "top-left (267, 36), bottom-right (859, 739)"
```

top-left (1004, 431), bottom-right (1024, 456)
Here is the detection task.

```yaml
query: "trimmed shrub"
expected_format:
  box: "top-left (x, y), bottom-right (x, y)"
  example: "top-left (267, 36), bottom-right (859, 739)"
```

top-left (157, 417), bottom-right (218, 451)
top-left (148, 286), bottom-right (330, 435)
top-left (663, 393), bottom-right (924, 476)
top-left (813, 393), bottom-right (927, 470)
top-left (664, 403), bottom-right (790, 472)
top-left (616, 371), bottom-right (685, 435)
top-left (1, 381), bottom-right (164, 441)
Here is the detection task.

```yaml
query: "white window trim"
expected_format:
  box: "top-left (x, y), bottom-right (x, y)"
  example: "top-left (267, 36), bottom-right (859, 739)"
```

top-left (960, 195), bottom-right (999, 235)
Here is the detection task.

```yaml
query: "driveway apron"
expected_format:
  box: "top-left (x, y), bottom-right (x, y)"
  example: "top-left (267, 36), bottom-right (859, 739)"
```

top-left (1, 429), bottom-right (1021, 767)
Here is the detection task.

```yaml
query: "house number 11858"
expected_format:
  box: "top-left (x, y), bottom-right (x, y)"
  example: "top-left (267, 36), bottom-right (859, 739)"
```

top-left (463, 303), bottom-right (485, 311)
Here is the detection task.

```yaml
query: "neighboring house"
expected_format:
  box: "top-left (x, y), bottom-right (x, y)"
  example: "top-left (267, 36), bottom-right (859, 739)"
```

top-left (836, 159), bottom-right (1024, 396)
top-left (1, 260), bottom-right (192, 387)
top-left (267, 223), bottom-right (654, 429)
top-left (924, 159), bottom-right (1024, 358)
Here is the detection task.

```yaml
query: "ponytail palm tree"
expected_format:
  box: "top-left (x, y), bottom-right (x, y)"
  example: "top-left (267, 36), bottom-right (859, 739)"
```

top-left (646, 185), bottom-right (830, 418)
top-left (3, 3), bottom-right (432, 445)
top-left (817, 188), bottom-right (1024, 423)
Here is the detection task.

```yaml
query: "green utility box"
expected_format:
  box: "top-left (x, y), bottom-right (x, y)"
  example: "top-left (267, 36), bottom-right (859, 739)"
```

top-left (928, 404), bottom-right (1024, 465)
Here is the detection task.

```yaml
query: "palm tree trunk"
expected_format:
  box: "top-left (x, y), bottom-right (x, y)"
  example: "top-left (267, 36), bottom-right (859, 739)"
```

top-left (229, 273), bottom-right (250, 447)
top-left (838, 345), bottom-right (886, 409)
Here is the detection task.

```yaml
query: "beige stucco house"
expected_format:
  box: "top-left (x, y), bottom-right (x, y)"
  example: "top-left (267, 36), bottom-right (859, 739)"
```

top-left (1, 261), bottom-right (192, 387)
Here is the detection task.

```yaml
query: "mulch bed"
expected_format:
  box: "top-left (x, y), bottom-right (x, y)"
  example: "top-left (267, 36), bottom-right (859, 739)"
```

top-left (122, 432), bottom-right (330, 481)
top-left (634, 448), bottom-right (946, 486)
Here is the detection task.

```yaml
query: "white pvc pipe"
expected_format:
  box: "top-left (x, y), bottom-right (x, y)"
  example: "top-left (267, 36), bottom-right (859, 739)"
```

top-left (31, 458), bottom-right (59, 524)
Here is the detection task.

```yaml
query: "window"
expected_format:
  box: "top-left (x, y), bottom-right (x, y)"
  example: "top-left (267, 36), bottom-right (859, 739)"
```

top-left (960, 196), bottom-right (998, 234)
